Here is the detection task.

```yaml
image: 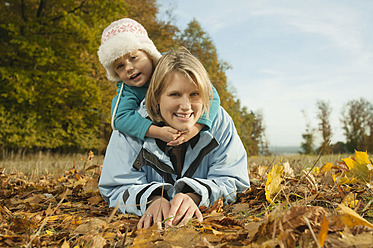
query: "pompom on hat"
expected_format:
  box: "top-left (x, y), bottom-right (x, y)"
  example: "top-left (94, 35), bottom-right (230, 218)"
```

top-left (98, 18), bottom-right (161, 82)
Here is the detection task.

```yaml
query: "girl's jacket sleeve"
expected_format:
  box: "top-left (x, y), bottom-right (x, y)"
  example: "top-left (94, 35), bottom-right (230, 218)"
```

top-left (196, 85), bottom-right (220, 130)
top-left (174, 106), bottom-right (250, 207)
top-left (111, 82), bottom-right (152, 141)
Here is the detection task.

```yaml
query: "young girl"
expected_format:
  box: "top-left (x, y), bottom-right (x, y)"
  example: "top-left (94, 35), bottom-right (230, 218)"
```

top-left (97, 18), bottom-right (221, 145)
top-left (98, 48), bottom-right (250, 229)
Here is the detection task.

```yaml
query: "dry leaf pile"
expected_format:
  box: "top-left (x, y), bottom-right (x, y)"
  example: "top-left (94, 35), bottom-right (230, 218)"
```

top-left (1, 151), bottom-right (373, 247)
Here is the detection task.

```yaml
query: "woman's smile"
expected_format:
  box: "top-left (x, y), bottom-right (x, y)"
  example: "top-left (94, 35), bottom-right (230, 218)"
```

top-left (174, 112), bottom-right (193, 120)
top-left (159, 72), bottom-right (203, 131)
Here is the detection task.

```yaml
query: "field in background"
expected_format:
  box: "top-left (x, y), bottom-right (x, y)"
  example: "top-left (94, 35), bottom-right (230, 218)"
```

top-left (0, 150), bottom-right (349, 177)
top-left (0, 150), bottom-right (104, 176)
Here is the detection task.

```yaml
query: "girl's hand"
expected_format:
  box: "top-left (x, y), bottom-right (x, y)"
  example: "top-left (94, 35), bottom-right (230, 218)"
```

top-left (167, 124), bottom-right (204, 146)
top-left (164, 193), bottom-right (203, 227)
top-left (159, 126), bottom-right (181, 143)
top-left (137, 196), bottom-right (171, 230)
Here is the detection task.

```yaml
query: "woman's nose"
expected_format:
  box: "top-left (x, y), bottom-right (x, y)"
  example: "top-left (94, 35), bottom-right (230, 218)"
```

top-left (180, 96), bottom-right (191, 109)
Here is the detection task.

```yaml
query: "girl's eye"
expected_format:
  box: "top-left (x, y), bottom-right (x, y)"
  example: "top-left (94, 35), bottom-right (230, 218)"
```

top-left (130, 56), bottom-right (137, 60)
top-left (115, 64), bottom-right (124, 70)
top-left (191, 92), bottom-right (200, 96)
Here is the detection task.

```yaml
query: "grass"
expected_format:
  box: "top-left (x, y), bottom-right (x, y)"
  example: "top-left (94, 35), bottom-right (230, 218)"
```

top-left (247, 153), bottom-right (350, 175)
top-left (0, 149), bottom-right (350, 178)
top-left (0, 150), bottom-right (105, 176)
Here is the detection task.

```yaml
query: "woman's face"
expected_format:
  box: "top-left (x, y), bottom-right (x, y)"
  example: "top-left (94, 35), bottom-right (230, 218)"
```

top-left (158, 72), bottom-right (203, 131)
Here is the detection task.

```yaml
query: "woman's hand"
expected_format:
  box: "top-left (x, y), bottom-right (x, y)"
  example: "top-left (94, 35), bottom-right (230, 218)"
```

top-left (164, 193), bottom-right (203, 227)
top-left (137, 196), bottom-right (171, 230)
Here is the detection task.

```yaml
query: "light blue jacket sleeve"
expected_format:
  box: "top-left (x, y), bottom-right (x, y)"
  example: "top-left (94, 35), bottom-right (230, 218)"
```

top-left (98, 130), bottom-right (174, 215)
top-left (111, 82), bottom-right (152, 140)
top-left (196, 85), bottom-right (220, 130)
top-left (174, 106), bottom-right (250, 207)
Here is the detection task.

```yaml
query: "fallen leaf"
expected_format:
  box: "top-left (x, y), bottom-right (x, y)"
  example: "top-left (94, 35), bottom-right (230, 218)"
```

top-left (318, 215), bottom-right (329, 247)
top-left (265, 162), bottom-right (284, 204)
top-left (337, 203), bottom-right (373, 229)
top-left (341, 192), bottom-right (359, 208)
top-left (320, 162), bottom-right (333, 174)
top-left (341, 151), bottom-right (373, 184)
top-left (283, 161), bottom-right (295, 177)
top-left (74, 218), bottom-right (107, 235)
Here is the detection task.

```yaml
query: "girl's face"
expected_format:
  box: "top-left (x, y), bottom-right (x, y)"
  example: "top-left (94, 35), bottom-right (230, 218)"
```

top-left (113, 50), bottom-right (153, 87)
top-left (158, 72), bottom-right (203, 131)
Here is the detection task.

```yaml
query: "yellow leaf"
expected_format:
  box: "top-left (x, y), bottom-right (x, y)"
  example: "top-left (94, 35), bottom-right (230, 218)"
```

top-left (312, 167), bottom-right (320, 174)
top-left (337, 203), bottom-right (373, 229)
top-left (341, 151), bottom-right (373, 184)
top-left (355, 150), bottom-right (370, 165)
top-left (342, 193), bottom-right (359, 208)
top-left (339, 176), bottom-right (358, 185)
top-left (265, 162), bottom-right (284, 204)
top-left (318, 215), bottom-right (329, 248)
top-left (343, 157), bottom-right (355, 171)
top-left (320, 162), bottom-right (333, 174)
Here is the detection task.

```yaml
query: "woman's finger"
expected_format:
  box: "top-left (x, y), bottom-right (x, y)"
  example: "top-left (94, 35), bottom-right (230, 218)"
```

top-left (167, 195), bottom-right (184, 223)
top-left (142, 213), bottom-right (153, 229)
top-left (178, 206), bottom-right (195, 225)
top-left (194, 207), bottom-right (204, 222)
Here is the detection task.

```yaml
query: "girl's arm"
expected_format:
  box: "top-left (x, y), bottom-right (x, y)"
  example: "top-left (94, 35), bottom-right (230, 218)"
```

top-left (113, 83), bottom-right (179, 142)
top-left (196, 85), bottom-right (220, 130)
top-left (111, 83), bottom-right (151, 140)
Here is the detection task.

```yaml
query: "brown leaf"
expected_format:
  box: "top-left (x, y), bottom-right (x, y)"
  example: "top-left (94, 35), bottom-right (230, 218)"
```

top-left (10, 215), bottom-right (37, 233)
top-left (201, 196), bottom-right (224, 214)
top-left (132, 225), bottom-right (163, 247)
top-left (73, 218), bottom-right (107, 235)
top-left (213, 217), bottom-right (245, 228)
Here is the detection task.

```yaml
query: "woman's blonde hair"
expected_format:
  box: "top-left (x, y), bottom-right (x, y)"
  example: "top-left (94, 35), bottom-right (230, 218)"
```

top-left (146, 47), bottom-right (213, 123)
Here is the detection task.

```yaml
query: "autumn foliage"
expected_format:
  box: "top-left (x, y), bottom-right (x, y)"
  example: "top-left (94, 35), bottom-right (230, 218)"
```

top-left (1, 151), bottom-right (372, 247)
top-left (0, 0), bottom-right (264, 156)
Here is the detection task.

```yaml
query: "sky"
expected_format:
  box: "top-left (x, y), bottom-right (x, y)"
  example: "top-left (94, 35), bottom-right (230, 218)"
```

top-left (156, 0), bottom-right (373, 147)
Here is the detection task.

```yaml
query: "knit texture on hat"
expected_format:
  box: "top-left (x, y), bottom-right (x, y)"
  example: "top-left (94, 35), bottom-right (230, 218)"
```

top-left (98, 18), bottom-right (161, 82)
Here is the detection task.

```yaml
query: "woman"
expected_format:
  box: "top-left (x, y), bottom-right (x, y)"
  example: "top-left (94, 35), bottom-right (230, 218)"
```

top-left (98, 48), bottom-right (250, 229)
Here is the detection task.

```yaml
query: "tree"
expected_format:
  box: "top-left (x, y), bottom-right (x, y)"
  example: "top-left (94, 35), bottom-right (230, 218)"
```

top-left (0, 0), bottom-right (174, 153)
top-left (341, 98), bottom-right (373, 152)
top-left (316, 100), bottom-right (332, 154)
top-left (1, 0), bottom-right (107, 152)
top-left (0, 1), bottom-right (266, 155)
top-left (300, 110), bottom-right (315, 154)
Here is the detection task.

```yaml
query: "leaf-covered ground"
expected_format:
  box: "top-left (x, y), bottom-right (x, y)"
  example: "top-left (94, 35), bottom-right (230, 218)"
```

top-left (1, 151), bottom-right (373, 247)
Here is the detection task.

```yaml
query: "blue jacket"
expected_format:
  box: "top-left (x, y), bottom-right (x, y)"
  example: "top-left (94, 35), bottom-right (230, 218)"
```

top-left (99, 104), bottom-right (250, 216)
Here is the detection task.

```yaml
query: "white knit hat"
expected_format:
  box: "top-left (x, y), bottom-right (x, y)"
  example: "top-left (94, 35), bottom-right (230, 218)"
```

top-left (97, 18), bottom-right (161, 82)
